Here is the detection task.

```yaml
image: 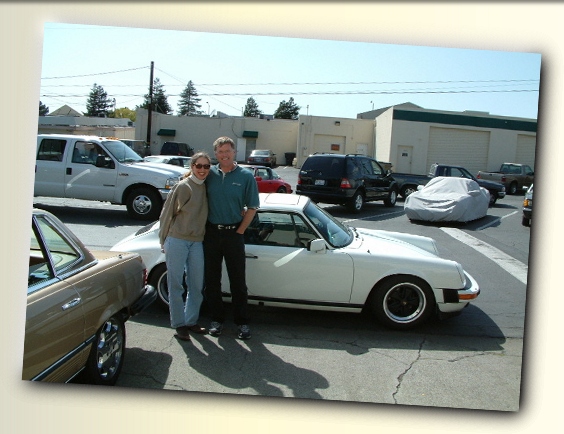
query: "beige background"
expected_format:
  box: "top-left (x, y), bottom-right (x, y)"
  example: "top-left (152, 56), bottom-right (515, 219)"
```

top-left (1, 2), bottom-right (558, 432)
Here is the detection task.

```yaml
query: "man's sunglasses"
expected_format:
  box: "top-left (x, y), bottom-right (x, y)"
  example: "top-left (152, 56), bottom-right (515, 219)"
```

top-left (193, 163), bottom-right (211, 169)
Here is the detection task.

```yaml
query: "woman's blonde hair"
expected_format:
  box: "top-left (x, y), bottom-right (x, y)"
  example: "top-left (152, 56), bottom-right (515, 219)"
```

top-left (182, 151), bottom-right (211, 178)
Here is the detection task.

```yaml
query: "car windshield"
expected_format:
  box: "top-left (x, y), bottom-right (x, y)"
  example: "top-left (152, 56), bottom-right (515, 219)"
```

top-left (103, 140), bottom-right (144, 163)
top-left (303, 202), bottom-right (353, 248)
top-left (253, 150), bottom-right (269, 156)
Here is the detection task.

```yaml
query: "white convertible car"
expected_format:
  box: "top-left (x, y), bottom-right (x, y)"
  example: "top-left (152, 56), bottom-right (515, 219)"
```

top-left (111, 193), bottom-right (480, 330)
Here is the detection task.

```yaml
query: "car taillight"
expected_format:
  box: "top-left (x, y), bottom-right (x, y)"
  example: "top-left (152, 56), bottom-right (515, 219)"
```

top-left (340, 178), bottom-right (352, 189)
top-left (297, 175), bottom-right (302, 185)
top-left (500, 176), bottom-right (507, 182)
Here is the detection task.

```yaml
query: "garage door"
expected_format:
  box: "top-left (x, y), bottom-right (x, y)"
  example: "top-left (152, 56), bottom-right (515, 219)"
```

top-left (427, 127), bottom-right (490, 174)
top-left (515, 134), bottom-right (537, 168)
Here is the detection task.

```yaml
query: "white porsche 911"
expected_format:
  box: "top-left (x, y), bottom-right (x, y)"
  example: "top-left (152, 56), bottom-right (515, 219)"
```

top-left (111, 193), bottom-right (480, 330)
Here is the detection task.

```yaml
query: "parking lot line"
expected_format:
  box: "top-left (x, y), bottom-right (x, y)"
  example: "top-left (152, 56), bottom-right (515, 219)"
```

top-left (440, 227), bottom-right (528, 284)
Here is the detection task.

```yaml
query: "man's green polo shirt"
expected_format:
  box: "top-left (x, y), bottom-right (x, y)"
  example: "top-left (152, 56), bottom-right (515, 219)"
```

top-left (205, 164), bottom-right (260, 225)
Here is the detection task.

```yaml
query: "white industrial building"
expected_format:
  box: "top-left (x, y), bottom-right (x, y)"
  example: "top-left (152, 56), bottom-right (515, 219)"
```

top-left (39, 102), bottom-right (537, 175)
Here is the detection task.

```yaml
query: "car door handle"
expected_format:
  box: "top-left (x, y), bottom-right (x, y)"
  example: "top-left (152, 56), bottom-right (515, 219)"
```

top-left (62, 298), bottom-right (81, 310)
top-left (66, 168), bottom-right (72, 175)
top-left (246, 253), bottom-right (258, 259)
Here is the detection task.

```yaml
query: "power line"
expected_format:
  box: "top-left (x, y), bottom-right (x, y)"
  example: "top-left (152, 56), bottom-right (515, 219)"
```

top-left (41, 66), bottom-right (149, 80)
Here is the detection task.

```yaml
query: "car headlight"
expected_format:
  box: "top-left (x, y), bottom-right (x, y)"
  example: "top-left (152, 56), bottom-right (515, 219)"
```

top-left (165, 177), bottom-right (180, 190)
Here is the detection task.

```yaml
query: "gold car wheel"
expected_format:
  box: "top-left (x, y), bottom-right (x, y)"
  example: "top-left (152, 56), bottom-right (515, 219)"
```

top-left (85, 315), bottom-right (125, 386)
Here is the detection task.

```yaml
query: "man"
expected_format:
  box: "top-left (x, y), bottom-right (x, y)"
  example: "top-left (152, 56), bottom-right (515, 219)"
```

top-left (204, 137), bottom-right (260, 340)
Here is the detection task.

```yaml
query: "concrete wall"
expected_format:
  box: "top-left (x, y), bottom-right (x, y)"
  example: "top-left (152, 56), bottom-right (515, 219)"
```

top-left (135, 109), bottom-right (299, 161)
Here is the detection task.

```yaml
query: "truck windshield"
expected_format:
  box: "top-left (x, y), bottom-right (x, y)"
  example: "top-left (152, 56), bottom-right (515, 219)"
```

top-left (102, 140), bottom-right (144, 163)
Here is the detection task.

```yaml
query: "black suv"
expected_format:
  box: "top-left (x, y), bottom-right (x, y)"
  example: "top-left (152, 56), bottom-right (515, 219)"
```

top-left (296, 153), bottom-right (398, 212)
top-left (160, 141), bottom-right (194, 157)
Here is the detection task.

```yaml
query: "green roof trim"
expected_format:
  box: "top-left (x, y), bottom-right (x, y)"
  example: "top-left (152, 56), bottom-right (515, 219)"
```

top-left (157, 128), bottom-right (176, 136)
top-left (393, 109), bottom-right (537, 132)
top-left (243, 130), bottom-right (259, 138)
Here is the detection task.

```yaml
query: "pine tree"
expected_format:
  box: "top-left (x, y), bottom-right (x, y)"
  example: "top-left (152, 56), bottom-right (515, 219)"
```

top-left (85, 83), bottom-right (112, 117)
top-left (138, 78), bottom-right (172, 115)
top-left (274, 97), bottom-right (300, 120)
top-left (177, 80), bottom-right (203, 116)
top-left (243, 97), bottom-right (263, 117)
top-left (39, 101), bottom-right (49, 116)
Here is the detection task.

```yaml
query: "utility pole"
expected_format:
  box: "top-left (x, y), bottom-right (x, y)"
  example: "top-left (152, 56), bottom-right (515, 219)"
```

top-left (146, 61), bottom-right (154, 145)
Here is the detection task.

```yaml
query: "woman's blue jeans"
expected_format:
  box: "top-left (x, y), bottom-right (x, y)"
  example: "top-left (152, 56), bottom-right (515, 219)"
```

top-left (164, 236), bottom-right (205, 329)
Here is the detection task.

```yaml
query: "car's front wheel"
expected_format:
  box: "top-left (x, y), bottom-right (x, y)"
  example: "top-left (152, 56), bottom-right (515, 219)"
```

top-left (384, 188), bottom-right (398, 207)
top-left (126, 187), bottom-right (162, 220)
top-left (276, 186), bottom-right (287, 193)
top-left (370, 275), bottom-right (435, 330)
top-left (84, 315), bottom-right (126, 386)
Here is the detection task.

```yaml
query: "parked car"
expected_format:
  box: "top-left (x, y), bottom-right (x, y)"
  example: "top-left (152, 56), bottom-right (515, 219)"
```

top-left (144, 155), bottom-right (192, 169)
top-left (296, 153), bottom-right (399, 213)
top-left (477, 163), bottom-right (534, 195)
top-left (392, 163), bottom-right (506, 206)
top-left (404, 177), bottom-right (490, 223)
top-left (247, 149), bottom-right (277, 167)
top-left (522, 183), bottom-right (533, 227)
top-left (121, 139), bottom-right (151, 157)
top-left (24, 208), bottom-right (157, 385)
top-left (160, 141), bottom-right (194, 157)
top-left (111, 193), bottom-right (479, 330)
top-left (240, 164), bottom-right (292, 193)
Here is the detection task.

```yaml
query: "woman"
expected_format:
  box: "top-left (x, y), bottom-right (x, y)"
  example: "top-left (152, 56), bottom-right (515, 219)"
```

top-left (159, 152), bottom-right (212, 341)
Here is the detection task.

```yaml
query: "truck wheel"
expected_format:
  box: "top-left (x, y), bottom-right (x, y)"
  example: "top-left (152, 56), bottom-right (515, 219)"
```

top-left (384, 188), bottom-right (398, 207)
top-left (488, 192), bottom-right (497, 206)
top-left (347, 191), bottom-right (364, 213)
top-left (126, 187), bottom-right (162, 220)
top-left (401, 185), bottom-right (417, 198)
top-left (508, 182), bottom-right (518, 195)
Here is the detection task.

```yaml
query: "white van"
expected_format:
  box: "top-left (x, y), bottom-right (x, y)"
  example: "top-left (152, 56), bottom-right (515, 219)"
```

top-left (35, 134), bottom-right (188, 220)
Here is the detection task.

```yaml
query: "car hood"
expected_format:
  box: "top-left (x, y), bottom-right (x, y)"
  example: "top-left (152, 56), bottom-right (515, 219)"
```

top-left (351, 228), bottom-right (440, 258)
top-left (132, 161), bottom-right (188, 176)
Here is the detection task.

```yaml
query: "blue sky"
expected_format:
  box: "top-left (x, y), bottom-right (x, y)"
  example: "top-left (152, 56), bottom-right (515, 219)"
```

top-left (40, 22), bottom-right (541, 120)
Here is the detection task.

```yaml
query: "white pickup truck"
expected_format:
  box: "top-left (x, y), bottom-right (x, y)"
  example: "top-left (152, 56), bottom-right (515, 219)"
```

top-left (34, 134), bottom-right (188, 220)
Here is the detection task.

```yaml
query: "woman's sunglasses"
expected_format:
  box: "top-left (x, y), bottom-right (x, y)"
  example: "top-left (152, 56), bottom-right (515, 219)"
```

top-left (193, 163), bottom-right (211, 169)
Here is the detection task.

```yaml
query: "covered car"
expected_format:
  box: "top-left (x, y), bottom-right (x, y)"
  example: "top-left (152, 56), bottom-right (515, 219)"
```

top-left (404, 176), bottom-right (489, 223)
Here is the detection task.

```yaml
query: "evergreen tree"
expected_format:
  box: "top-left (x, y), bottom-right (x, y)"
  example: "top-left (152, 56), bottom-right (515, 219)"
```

top-left (177, 80), bottom-right (203, 116)
top-left (39, 101), bottom-right (49, 116)
top-left (274, 97), bottom-right (300, 120)
top-left (138, 78), bottom-right (172, 115)
top-left (113, 107), bottom-right (136, 122)
top-left (85, 83), bottom-right (112, 117)
top-left (243, 97), bottom-right (263, 117)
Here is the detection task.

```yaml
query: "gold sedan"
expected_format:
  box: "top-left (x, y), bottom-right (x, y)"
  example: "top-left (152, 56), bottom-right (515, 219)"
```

top-left (24, 209), bottom-right (156, 385)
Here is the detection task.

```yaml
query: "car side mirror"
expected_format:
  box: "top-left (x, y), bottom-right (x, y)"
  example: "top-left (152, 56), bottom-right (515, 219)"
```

top-left (308, 238), bottom-right (327, 254)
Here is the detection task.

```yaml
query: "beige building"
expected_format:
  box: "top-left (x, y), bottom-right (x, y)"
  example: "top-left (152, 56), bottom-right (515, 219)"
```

top-left (39, 102), bottom-right (537, 175)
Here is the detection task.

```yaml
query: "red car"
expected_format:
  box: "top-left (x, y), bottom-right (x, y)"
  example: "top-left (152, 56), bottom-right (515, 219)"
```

top-left (240, 165), bottom-right (292, 193)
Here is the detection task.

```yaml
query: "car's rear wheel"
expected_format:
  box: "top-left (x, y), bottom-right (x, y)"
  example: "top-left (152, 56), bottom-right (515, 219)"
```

top-left (347, 191), bottom-right (364, 213)
top-left (370, 275), bottom-right (435, 330)
top-left (149, 263), bottom-right (171, 308)
top-left (401, 185), bottom-right (418, 198)
top-left (84, 315), bottom-right (125, 386)
top-left (276, 186), bottom-right (287, 193)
